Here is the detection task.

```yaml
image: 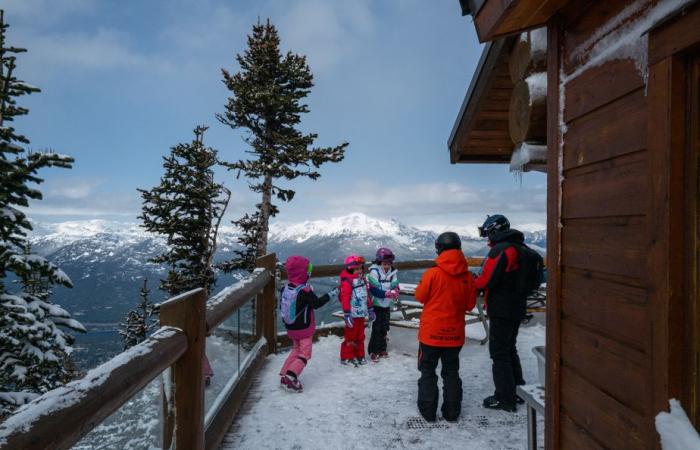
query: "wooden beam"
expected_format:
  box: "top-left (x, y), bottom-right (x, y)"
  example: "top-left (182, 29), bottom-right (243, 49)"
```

top-left (473, 0), bottom-right (568, 42)
top-left (545, 18), bottom-right (562, 450)
top-left (0, 327), bottom-right (187, 450)
top-left (256, 254), bottom-right (278, 354)
top-left (206, 269), bottom-right (271, 331)
top-left (648, 1), bottom-right (700, 66)
top-left (647, 54), bottom-right (686, 444)
top-left (280, 257), bottom-right (485, 280)
top-left (160, 288), bottom-right (207, 450)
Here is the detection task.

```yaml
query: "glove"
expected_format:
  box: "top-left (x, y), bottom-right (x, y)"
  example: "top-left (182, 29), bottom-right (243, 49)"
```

top-left (343, 312), bottom-right (354, 328)
top-left (368, 308), bottom-right (376, 322)
top-left (328, 287), bottom-right (339, 299)
top-left (386, 289), bottom-right (400, 299)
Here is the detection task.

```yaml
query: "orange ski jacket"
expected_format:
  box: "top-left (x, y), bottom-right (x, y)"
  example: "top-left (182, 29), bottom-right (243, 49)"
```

top-left (415, 249), bottom-right (477, 347)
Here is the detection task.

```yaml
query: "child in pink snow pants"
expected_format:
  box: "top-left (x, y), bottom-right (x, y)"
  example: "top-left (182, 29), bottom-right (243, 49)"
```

top-left (279, 256), bottom-right (335, 392)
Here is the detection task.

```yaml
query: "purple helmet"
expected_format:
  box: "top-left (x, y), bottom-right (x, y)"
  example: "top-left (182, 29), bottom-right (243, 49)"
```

top-left (375, 247), bottom-right (395, 264)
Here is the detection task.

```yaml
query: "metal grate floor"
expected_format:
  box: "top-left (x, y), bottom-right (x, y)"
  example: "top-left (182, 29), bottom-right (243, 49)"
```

top-left (404, 416), bottom-right (449, 430)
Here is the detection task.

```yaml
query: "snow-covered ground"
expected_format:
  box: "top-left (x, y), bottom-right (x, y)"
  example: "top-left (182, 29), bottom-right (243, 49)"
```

top-left (222, 318), bottom-right (546, 450)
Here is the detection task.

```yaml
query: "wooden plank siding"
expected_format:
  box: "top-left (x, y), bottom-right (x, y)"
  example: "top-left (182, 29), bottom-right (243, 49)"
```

top-left (548, 1), bottom-right (663, 447)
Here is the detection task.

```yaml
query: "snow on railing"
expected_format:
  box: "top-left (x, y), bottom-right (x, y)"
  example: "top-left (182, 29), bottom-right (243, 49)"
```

top-left (0, 327), bottom-right (187, 450)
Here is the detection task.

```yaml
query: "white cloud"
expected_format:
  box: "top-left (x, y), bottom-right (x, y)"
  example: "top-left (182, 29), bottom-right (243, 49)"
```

top-left (47, 178), bottom-right (103, 200)
top-left (17, 28), bottom-right (172, 72)
top-left (279, 0), bottom-right (376, 73)
top-left (319, 181), bottom-right (546, 216)
top-left (2, 0), bottom-right (97, 27)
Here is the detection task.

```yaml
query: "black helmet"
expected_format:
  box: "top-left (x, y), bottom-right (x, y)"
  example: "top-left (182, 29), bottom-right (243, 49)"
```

top-left (478, 214), bottom-right (510, 238)
top-left (435, 232), bottom-right (462, 254)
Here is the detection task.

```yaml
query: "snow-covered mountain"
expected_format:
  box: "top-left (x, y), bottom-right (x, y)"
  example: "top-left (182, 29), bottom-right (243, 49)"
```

top-left (27, 213), bottom-right (545, 323)
top-left (25, 213), bottom-right (544, 367)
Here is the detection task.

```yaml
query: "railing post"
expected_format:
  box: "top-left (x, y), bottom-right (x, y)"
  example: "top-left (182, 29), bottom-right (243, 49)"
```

top-left (159, 288), bottom-right (206, 450)
top-left (256, 253), bottom-right (277, 354)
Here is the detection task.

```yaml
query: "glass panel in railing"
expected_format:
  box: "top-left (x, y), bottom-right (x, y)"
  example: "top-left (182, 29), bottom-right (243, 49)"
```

top-left (204, 296), bottom-right (257, 416)
top-left (73, 372), bottom-right (164, 450)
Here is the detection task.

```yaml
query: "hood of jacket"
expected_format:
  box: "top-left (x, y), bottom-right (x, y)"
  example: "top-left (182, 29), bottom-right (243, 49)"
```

top-left (435, 249), bottom-right (469, 276)
top-left (489, 229), bottom-right (525, 246)
top-left (285, 255), bottom-right (310, 286)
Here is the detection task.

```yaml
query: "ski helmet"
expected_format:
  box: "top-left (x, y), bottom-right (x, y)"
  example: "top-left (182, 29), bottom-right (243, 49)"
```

top-left (435, 232), bottom-right (462, 254)
top-left (375, 247), bottom-right (395, 264)
top-left (344, 254), bottom-right (365, 269)
top-left (478, 214), bottom-right (510, 238)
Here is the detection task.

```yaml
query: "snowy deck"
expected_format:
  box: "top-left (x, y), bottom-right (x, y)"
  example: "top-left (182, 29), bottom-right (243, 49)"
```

top-left (222, 318), bottom-right (546, 450)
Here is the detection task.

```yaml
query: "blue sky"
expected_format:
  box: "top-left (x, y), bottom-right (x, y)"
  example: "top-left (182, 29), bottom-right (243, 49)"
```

top-left (6, 0), bottom-right (546, 231)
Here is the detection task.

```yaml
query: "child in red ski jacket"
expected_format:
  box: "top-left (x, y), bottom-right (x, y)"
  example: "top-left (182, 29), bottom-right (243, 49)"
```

top-left (339, 255), bottom-right (374, 367)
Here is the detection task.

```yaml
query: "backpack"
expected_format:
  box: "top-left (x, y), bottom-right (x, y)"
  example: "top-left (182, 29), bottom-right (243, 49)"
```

top-left (280, 283), bottom-right (307, 325)
top-left (513, 244), bottom-right (545, 297)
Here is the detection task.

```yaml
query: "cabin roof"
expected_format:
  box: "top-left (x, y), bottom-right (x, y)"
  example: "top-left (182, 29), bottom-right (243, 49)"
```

top-left (448, 37), bottom-right (515, 164)
top-left (462, 0), bottom-right (569, 42)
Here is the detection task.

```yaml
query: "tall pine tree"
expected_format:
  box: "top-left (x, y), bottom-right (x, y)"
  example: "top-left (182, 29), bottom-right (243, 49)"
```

top-left (0, 10), bottom-right (84, 416)
top-left (217, 19), bottom-right (347, 271)
top-left (119, 279), bottom-right (157, 351)
top-left (139, 126), bottom-right (230, 296)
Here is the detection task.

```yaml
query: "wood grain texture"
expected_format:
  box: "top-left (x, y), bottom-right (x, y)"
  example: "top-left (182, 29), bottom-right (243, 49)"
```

top-left (160, 288), bottom-right (207, 450)
top-left (0, 328), bottom-right (187, 450)
top-left (544, 18), bottom-right (563, 450)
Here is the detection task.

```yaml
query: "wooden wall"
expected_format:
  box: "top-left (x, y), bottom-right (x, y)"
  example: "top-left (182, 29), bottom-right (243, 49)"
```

top-left (547, 2), bottom-right (661, 448)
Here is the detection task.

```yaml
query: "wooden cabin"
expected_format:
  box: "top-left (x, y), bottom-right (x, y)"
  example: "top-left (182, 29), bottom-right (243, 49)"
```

top-left (451, 1), bottom-right (700, 448)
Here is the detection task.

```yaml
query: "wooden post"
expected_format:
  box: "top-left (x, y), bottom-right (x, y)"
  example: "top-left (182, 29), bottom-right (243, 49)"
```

top-left (160, 288), bottom-right (207, 450)
top-left (256, 254), bottom-right (277, 354)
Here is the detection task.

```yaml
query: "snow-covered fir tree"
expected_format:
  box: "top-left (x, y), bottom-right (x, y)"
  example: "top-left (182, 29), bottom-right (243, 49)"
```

top-left (139, 126), bottom-right (230, 296)
top-left (217, 19), bottom-right (348, 271)
top-left (0, 10), bottom-right (84, 417)
top-left (119, 279), bottom-right (157, 351)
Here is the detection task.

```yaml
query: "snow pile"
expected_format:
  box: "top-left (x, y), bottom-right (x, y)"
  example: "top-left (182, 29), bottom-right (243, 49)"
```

top-left (223, 322), bottom-right (546, 450)
top-left (655, 399), bottom-right (700, 450)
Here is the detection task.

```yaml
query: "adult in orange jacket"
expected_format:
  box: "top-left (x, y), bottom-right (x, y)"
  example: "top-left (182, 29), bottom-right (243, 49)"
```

top-left (415, 232), bottom-right (476, 422)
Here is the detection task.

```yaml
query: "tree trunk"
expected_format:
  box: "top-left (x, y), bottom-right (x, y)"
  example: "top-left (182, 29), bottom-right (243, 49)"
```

top-left (508, 27), bottom-right (547, 83)
top-left (257, 173), bottom-right (273, 258)
top-left (509, 72), bottom-right (547, 144)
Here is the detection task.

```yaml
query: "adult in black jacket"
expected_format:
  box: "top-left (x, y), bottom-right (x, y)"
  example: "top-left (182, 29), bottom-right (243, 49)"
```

top-left (475, 215), bottom-right (526, 412)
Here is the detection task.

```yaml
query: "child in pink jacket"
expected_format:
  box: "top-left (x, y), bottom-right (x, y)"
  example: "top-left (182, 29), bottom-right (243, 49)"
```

top-left (279, 256), bottom-right (336, 392)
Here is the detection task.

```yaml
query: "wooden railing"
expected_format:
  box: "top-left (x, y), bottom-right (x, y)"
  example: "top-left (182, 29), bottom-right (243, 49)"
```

top-left (0, 253), bottom-right (497, 450)
top-left (0, 254), bottom-right (278, 450)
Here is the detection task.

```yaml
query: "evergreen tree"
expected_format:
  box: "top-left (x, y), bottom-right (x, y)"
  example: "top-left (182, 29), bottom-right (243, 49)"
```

top-left (138, 126), bottom-right (230, 296)
top-left (217, 19), bottom-right (347, 271)
top-left (0, 10), bottom-right (83, 416)
top-left (119, 279), bottom-right (157, 351)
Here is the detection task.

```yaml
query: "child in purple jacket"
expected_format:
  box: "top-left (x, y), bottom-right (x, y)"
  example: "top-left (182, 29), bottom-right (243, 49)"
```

top-left (279, 256), bottom-right (336, 392)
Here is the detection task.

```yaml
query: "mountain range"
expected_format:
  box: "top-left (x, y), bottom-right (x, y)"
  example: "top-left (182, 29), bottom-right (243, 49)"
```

top-left (25, 213), bottom-right (544, 367)
top-left (28, 212), bottom-right (545, 324)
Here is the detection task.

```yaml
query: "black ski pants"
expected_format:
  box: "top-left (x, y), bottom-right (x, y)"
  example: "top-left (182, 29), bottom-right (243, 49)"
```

top-left (488, 316), bottom-right (525, 404)
top-left (417, 343), bottom-right (462, 421)
top-left (368, 306), bottom-right (390, 354)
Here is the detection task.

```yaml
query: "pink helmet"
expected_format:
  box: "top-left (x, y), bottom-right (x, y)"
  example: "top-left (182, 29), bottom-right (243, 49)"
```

top-left (344, 254), bottom-right (365, 269)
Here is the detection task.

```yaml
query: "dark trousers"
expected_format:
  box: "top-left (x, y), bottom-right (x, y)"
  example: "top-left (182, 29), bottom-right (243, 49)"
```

top-left (368, 306), bottom-right (390, 354)
top-left (417, 343), bottom-right (462, 421)
top-left (488, 317), bottom-right (525, 404)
